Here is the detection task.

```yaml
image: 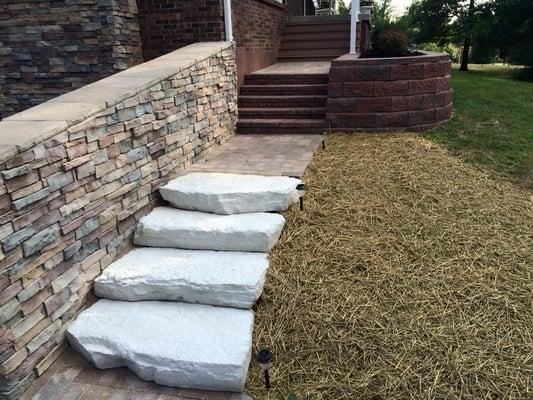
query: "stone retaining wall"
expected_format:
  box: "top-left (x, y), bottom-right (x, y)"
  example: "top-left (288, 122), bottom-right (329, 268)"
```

top-left (327, 51), bottom-right (453, 131)
top-left (0, 42), bottom-right (237, 399)
top-left (0, 0), bottom-right (143, 118)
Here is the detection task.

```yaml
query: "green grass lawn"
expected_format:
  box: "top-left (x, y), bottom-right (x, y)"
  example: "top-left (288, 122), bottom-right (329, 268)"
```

top-left (424, 64), bottom-right (533, 189)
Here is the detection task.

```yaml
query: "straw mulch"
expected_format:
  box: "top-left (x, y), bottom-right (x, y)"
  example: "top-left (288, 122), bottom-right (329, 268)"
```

top-left (247, 133), bottom-right (532, 400)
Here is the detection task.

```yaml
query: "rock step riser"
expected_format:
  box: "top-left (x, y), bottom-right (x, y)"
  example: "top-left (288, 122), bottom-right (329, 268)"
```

top-left (95, 248), bottom-right (269, 309)
top-left (134, 207), bottom-right (286, 253)
top-left (67, 300), bottom-right (253, 392)
top-left (160, 172), bottom-right (301, 215)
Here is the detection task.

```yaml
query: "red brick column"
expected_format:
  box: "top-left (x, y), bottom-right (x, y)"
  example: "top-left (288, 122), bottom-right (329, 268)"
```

top-left (327, 51), bottom-right (453, 132)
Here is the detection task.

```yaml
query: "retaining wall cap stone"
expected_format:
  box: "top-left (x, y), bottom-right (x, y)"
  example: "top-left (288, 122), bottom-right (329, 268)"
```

top-left (0, 41), bottom-right (232, 165)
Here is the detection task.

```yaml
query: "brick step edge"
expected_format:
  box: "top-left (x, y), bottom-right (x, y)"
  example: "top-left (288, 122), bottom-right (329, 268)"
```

top-left (238, 95), bottom-right (328, 108)
top-left (238, 107), bottom-right (327, 119)
top-left (237, 118), bottom-right (326, 128)
top-left (240, 84), bottom-right (328, 95)
top-left (245, 74), bottom-right (329, 85)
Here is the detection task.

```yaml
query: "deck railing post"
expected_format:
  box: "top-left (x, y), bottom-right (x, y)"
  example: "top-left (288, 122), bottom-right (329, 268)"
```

top-left (224, 0), bottom-right (233, 42)
top-left (349, 0), bottom-right (360, 54)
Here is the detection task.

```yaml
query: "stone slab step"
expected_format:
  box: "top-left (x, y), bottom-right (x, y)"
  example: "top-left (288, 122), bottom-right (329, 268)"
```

top-left (95, 247), bottom-right (269, 308)
top-left (160, 172), bottom-right (301, 214)
top-left (134, 207), bottom-right (286, 252)
top-left (67, 299), bottom-right (253, 392)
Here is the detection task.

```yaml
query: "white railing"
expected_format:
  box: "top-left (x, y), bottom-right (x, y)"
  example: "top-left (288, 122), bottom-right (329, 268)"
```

top-left (224, 0), bottom-right (233, 41)
top-left (350, 0), bottom-right (360, 54)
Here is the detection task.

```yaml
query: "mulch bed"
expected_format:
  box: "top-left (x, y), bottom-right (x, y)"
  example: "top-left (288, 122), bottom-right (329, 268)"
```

top-left (247, 133), bottom-right (532, 399)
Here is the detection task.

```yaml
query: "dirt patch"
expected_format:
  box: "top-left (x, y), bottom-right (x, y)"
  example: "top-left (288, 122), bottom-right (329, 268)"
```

top-left (247, 133), bottom-right (532, 399)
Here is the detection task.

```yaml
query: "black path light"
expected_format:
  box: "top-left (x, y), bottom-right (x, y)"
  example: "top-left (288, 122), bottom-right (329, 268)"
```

top-left (256, 348), bottom-right (274, 390)
top-left (297, 183), bottom-right (306, 211)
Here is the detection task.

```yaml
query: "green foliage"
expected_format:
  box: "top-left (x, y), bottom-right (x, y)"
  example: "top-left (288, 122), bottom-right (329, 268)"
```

top-left (511, 67), bottom-right (533, 82)
top-left (337, 0), bottom-right (350, 15)
top-left (420, 42), bottom-right (459, 62)
top-left (287, 393), bottom-right (297, 400)
top-left (370, 0), bottom-right (411, 55)
top-left (374, 28), bottom-right (410, 56)
top-left (486, 0), bottom-right (533, 69)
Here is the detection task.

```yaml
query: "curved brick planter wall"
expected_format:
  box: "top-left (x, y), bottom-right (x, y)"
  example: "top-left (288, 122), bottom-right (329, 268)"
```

top-left (0, 42), bottom-right (236, 399)
top-left (327, 51), bottom-right (452, 131)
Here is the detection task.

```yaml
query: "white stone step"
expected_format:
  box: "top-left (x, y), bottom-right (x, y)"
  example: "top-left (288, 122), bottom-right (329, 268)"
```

top-left (94, 248), bottom-right (269, 308)
top-left (134, 207), bottom-right (285, 252)
top-left (67, 299), bottom-right (253, 392)
top-left (160, 172), bottom-right (302, 214)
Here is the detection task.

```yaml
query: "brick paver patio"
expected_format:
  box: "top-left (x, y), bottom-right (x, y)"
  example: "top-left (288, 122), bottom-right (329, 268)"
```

top-left (190, 134), bottom-right (324, 177)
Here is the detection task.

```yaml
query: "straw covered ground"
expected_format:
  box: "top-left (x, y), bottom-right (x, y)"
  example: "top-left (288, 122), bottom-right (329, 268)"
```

top-left (247, 133), bottom-right (532, 400)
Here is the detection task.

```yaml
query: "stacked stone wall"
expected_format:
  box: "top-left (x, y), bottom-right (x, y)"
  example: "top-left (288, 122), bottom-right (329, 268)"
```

top-left (0, 42), bottom-right (236, 399)
top-left (327, 52), bottom-right (453, 131)
top-left (0, 0), bottom-right (143, 118)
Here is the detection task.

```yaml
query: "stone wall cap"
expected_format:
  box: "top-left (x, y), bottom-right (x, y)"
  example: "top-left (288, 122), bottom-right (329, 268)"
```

top-left (0, 41), bottom-right (232, 164)
top-left (332, 50), bottom-right (450, 66)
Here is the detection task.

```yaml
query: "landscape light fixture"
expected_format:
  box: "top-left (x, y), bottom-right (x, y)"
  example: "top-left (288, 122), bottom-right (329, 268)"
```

top-left (256, 348), bottom-right (274, 390)
top-left (297, 183), bottom-right (306, 210)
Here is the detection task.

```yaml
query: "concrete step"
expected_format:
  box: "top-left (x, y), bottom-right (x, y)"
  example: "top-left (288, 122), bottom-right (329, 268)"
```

top-left (239, 107), bottom-right (326, 119)
top-left (245, 74), bottom-right (328, 85)
top-left (240, 84), bottom-right (328, 95)
top-left (238, 95), bottom-right (327, 108)
top-left (134, 207), bottom-right (286, 252)
top-left (160, 172), bottom-right (301, 214)
top-left (95, 247), bottom-right (269, 308)
top-left (67, 299), bottom-right (253, 392)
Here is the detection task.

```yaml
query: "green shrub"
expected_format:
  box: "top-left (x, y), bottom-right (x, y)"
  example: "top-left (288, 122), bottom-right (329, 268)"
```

top-left (511, 67), bottom-right (533, 82)
top-left (373, 28), bottom-right (410, 57)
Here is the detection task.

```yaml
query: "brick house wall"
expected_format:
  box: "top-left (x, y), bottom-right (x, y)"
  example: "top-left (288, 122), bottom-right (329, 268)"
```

top-left (0, 0), bottom-right (143, 119)
top-left (137, 0), bottom-right (225, 61)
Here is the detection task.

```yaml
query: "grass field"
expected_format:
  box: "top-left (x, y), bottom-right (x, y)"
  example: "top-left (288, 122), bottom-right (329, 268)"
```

top-left (424, 64), bottom-right (533, 188)
top-left (247, 134), bottom-right (532, 399)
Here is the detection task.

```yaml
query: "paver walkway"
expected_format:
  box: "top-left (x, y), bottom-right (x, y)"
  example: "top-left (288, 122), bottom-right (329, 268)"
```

top-left (22, 133), bottom-right (320, 399)
top-left (21, 347), bottom-right (251, 400)
top-left (190, 134), bottom-right (324, 177)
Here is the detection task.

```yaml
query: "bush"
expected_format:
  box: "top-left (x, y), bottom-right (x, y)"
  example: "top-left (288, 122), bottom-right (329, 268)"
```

top-left (511, 67), bottom-right (533, 82)
top-left (373, 28), bottom-right (410, 57)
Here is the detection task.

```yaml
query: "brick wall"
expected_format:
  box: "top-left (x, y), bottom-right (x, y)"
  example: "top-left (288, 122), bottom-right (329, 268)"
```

top-left (232, 0), bottom-right (288, 84)
top-left (137, 0), bottom-right (225, 61)
top-left (0, 42), bottom-right (237, 400)
top-left (0, 0), bottom-right (143, 119)
top-left (327, 52), bottom-right (453, 131)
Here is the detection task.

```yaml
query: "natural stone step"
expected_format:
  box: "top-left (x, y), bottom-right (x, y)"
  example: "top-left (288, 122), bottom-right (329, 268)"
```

top-left (67, 299), bottom-right (253, 392)
top-left (95, 247), bottom-right (269, 308)
top-left (160, 172), bottom-right (301, 214)
top-left (134, 207), bottom-right (285, 252)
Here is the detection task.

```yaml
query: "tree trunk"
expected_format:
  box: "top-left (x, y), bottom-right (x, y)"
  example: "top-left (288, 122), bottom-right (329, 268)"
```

top-left (460, 0), bottom-right (476, 71)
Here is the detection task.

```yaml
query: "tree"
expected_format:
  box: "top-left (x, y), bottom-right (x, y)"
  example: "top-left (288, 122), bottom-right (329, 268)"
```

top-left (459, 0), bottom-right (476, 71)
top-left (404, 0), bottom-right (481, 71)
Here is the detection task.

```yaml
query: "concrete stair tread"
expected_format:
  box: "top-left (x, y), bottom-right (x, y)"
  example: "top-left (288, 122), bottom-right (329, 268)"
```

top-left (160, 172), bottom-right (301, 214)
top-left (239, 107), bottom-right (326, 119)
top-left (67, 299), bottom-right (253, 392)
top-left (134, 207), bottom-right (286, 252)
